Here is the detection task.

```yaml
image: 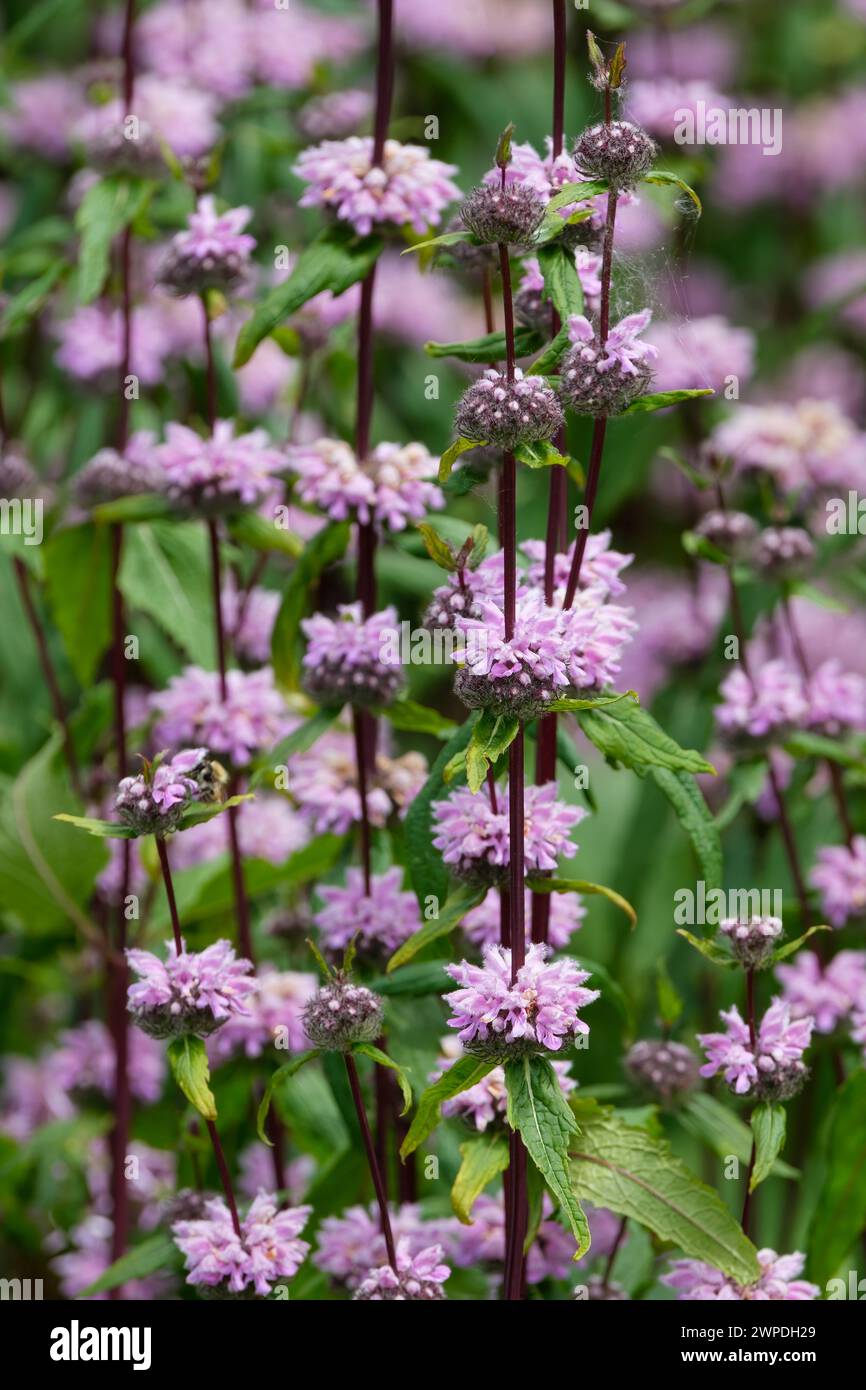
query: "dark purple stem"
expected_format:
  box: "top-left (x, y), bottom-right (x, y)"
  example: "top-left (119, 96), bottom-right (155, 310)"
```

top-left (155, 836), bottom-right (183, 953)
top-left (205, 1120), bottom-right (242, 1238)
top-left (345, 1053), bottom-right (398, 1270)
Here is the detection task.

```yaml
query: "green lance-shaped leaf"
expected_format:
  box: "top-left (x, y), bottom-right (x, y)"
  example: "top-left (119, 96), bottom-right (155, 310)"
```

top-left (352, 1042), bottom-right (412, 1115)
top-left (373, 698), bottom-right (458, 739)
top-left (256, 1049), bottom-right (322, 1144)
top-left (400, 1055), bottom-right (501, 1159)
top-left (569, 1101), bottom-right (761, 1285)
top-left (649, 767), bottom-right (722, 893)
top-left (416, 521), bottom-right (460, 571)
top-left (527, 876), bottom-right (636, 928)
top-left (271, 520), bottom-right (351, 689)
top-left (528, 322), bottom-right (571, 375)
top-left (514, 439), bottom-right (569, 470)
top-left (439, 436), bottom-right (487, 483)
top-left (1, 261), bottom-right (67, 337)
top-left (676, 1093), bottom-right (798, 1181)
top-left (425, 325), bottom-right (541, 363)
top-left (401, 229), bottom-right (476, 255)
top-left (53, 813), bottom-right (136, 839)
top-left (452, 1131), bottom-right (510, 1224)
top-left (75, 176), bottom-right (154, 304)
top-left (807, 1070), bottom-right (866, 1286)
top-left (167, 1036), bottom-right (217, 1122)
top-left (676, 928), bottom-right (736, 968)
top-left (42, 522), bottom-right (114, 686)
top-left (254, 708), bottom-right (340, 784)
top-left (227, 510), bottom-right (303, 558)
top-left (404, 714), bottom-right (477, 912)
top-left (78, 1233), bottom-right (180, 1299)
top-left (387, 881), bottom-right (487, 973)
top-left (770, 925), bottom-right (830, 964)
top-left (505, 1055), bottom-right (591, 1260)
top-left (642, 170), bottom-right (702, 214)
top-left (785, 730), bottom-right (866, 772)
top-left (369, 961), bottom-right (457, 998)
top-left (464, 710), bottom-right (520, 793)
top-left (577, 699), bottom-right (714, 775)
top-left (234, 225), bottom-right (383, 366)
top-left (621, 388), bottom-right (713, 415)
top-left (537, 242), bottom-right (584, 322)
top-left (749, 1104), bottom-right (787, 1193)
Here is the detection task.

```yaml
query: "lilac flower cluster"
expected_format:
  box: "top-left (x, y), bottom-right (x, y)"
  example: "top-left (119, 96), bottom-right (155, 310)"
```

top-left (446, 943), bottom-right (599, 1058)
top-left (294, 137), bottom-right (460, 236)
top-left (209, 967), bottom-right (317, 1063)
top-left (560, 311), bottom-right (658, 416)
top-left (432, 781), bottom-right (584, 886)
top-left (314, 867), bottom-right (422, 958)
top-left (716, 659), bottom-right (866, 745)
top-left (314, 1203), bottom-right (456, 1291)
top-left (663, 1250), bottom-right (819, 1301)
top-left (462, 887), bottom-right (585, 951)
top-left (776, 949), bottom-right (866, 1034)
top-left (156, 421), bottom-right (285, 513)
top-left (158, 197), bottom-right (256, 297)
top-left (809, 838), bottom-right (866, 928)
top-left (434, 1036), bottom-right (576, 1132)
top-left (151, 666), bottom-right (290, 765)
top-left (353, 1241), bottom-right (450, 1301)
top-left (126, 939), bottom-right (256, 1040)
top-left (301, 603), bottom-right (405, 708)
top-left (115, 747), bottom-right (210, 835)
top-left (287, 437), bottom-right (443, 531)
top-left (286, 729), bottom-right (426, 835)
top-left (698, 1000), bottom-right (814, 1101)
top-left (172, 1192), bottom-right (311, 1298)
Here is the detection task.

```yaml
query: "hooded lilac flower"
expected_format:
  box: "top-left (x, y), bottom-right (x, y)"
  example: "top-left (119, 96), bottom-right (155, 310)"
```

top-left (209, 967), bottom-right (317, 1062)
top-left (294, 137), bottom-right (459, 237)
top-left (434, 1035), bottom-right (576, 1132)
top-left (287, 438), bottom-right (374, 520)
top-left (159, 196), bottom-right (256, 296)
top-left (151, 666), bottom-right (290, 766)
top-left (126, 938), bottom-right (256, 1040)
top-left (297, 89), bottom-right (373, 141)
top-left (133, 0), bottom-right (255, 100)
top-left (560, 311), bottom-right (658, 416)
top-left (462, 887), bottom-right (585, 951)
top-left (616, 567), bottom-right (726, 702)
top-left (169, 796), bottom-right (309, 871)
top-left (354, 1240), bottom-right (450, 1300)
top-left (396, 0), bottom-right (548, 60)
top-left (314, 1203), bottom-right (457, 1290)
top-left (753, 526), bottom-right (815, 579)
top-left (51, 1215), bottom-right (171, 1300)
top-left (810, 837), bottom-right (866, 928)
top-left (173, 1192), bottom-right (311, 1298)
top-left (52, 1021), bottom-right (164, 1104)
top-left (301, 603), bottom-right (405, 708)
top-left (625, 80), bottom-right (731, 142)
top-left (75, 76), bottom-right (220, 161)
top-left (446, 942), bottom-right (599, 1057)
top-left (54, 303), bottom-right (174, 387)
top-left (432, 781), bottom-right (584, 886)
top-left (698, 999), bottom-right (814, 1100)
top-left (115, 747), bottom-right (211, 834)
top-left (647, 316), bottom-right (754, 396)
top-left (156, 420), bottom-right (285, 513)
top-left (250, 2), bottom-right (365, 89)
top-left (314, 867), bottom-right (422, 958)
top-left (288, 437), bottom-right (443, 531)
top-left (1, 76), bottom-right (86, 158)
top-left (663, 1249), bottom-right (819, 1301)
top-left (521, 530), bottom-right (633, 601)
top-left (776, 949), bottom-right (866, 1033)
top-left (715, 661), bottom-right (809, 744)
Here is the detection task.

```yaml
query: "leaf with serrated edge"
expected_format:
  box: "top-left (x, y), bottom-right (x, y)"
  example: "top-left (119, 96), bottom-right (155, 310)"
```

top-left (387, 882), bottom-right (486, 972)
top-left (353, 1043), bottom-right (412, 1115)
top-left (257, 1050), bottom-right (321, 1143)
top-left (452, 1131), bottom-right (510, 1224)
top-left (577, 700), bottom-right (713, 775)
top-left (401, 1054), bottom-right (501, 1158)
top-left (569, 1103), bottom-right (760, 1284)
top-left (506, 1056), bottom-right (590, 1259)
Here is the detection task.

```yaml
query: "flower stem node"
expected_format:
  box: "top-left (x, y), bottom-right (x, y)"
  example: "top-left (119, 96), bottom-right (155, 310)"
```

top-left (719, 916), bottom-right (783, 970)
top-left (455, 368), bottom-right (564, 450)
top-left (301, 974), bottom-right (384, 1052)
top-left (694, 509), bottom-right (758, 561)
top-left (754, 527), bottom-right (816, 579)
top-left (573, 121), bottom-right (656, 191)
top-left (459, 183), bottom-right (546, 248)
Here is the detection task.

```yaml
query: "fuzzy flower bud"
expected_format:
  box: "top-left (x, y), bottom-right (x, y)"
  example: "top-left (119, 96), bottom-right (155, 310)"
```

top-left (753, 526), bottom-right (816, 578)
top-left (72, 436), bottom-right (164, 511)
top-left (301, 975), bottom-right (384, 1052)
top-left (624, 1039), bottom-right (700, 1102)
top-left (694, 509), bottom-right (757, 560)
top-left (455, 368), bottom-right (564, 449)
top-left (0, 448), bottom-right (37, 497)
top-left (114, 747), bottom-right (211, 835)
top-left (459, 182), bottom-right (546, 247)
top-left (573, 120), bottom-right (657, 190)
top-left (301, 603), bottom-right (406, 708)
top-left (560, 310), bottom-right (657, 416)
top-left (719, 916), bottom-right (784, 970)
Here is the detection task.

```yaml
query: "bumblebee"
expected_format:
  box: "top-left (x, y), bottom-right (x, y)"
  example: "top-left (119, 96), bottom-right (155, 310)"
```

top-left (193, 756), bottom-right (230, 804)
